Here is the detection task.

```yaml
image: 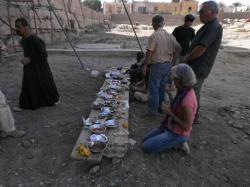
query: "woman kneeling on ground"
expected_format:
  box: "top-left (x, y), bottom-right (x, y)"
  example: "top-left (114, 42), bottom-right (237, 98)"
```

top-left (143, 64), bottom-right (197, 154)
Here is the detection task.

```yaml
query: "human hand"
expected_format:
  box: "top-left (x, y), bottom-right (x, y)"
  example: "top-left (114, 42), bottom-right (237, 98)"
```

top-left (21, 57), bottom-right (30, 65)
top-left (161, 102), bottom-right (169, 112)
top-left (162, 102), bottom-right (173, 115)
top-left (142, 65), bottom-right (147, 76)
top-left (181, 56), bottom-right (188, 64)
top-left (165, 106), bottom-right (173, 116)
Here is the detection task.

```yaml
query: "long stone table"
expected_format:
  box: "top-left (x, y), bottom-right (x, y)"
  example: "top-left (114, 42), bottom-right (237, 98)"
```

top-left (71, 74), bottom-right (130, 163)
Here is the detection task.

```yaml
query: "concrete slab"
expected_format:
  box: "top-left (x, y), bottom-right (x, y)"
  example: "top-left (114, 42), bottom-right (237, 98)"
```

top-left (47, 48), bottom-right (140, 57)
top-left (223, 49), bottom-right (250, 57)
top-left (75, 43), bottom-right (121, 49)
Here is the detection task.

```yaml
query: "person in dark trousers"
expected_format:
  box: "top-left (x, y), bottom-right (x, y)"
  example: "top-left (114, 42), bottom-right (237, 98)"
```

top-left (172, 14), bottom-right (195, 65)
top-left (183, 1), bottom-right (223, 123)
top-left (13, 18), bottom-right (59, 111)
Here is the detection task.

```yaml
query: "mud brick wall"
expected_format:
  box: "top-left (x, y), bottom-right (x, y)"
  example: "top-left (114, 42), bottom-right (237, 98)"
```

top-left (220, 12), bottom-right (250, 20)
top-left (0, 0), bottom-right (105, 46)
top-left (110, 13), bottom-right (201, 26)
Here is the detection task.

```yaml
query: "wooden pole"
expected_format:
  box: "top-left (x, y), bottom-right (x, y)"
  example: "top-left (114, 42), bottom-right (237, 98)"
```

top-left (46, 0), bottom-right (85, 70)
top-left (49, 9), bottom-right (54, 44)
top-left (73, 13), bottom-right (81, 29)
top-left (31, 0), bottom-right (38, 35)
top-left (91, 10), bottom-right (93, 25)
top-left (121, 0), bottom-right (143, 52)
top-left (62, 0), bottom-right (70, 29)
top-left (78, 0), bottom-right (85, 26)
top-left (6, 0), bottom-right (15, 52)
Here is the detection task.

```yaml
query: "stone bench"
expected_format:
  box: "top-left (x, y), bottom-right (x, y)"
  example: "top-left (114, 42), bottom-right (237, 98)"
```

top-left (71, 76), bottom-right (130, 163)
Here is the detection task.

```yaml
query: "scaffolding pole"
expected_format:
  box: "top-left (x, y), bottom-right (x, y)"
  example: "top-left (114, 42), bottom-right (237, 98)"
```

top-left (31, 0), bottom-right (38, 34)
top-left (6, 0), bottom-right (15, 52)
top-left (62, 0), bottom-right (70, 29)
top-left (78, 0), bottom-right (85, 25)
top-left (49, 9), bottom-right (54, 44)
top-left (121, 0), bottom-right (143, 53)
top-left (46, 0), bottom-right (84, 70)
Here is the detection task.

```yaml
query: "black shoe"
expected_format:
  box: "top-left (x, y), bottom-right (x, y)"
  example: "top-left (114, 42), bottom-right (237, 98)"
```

top-left (193, 118), bottom-right (200, 124)
top-left (158, 108), bottom-right (164, 114)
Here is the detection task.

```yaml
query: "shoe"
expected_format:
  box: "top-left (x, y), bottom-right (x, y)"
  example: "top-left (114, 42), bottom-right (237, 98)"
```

top-left (181, 142), bottom-right (190, 154)
top-left (0, 130), bottom-right (26, 138)
top-left (193, 118), bottom-right (200, 124)
top-left (55, 99), bottom-right (61, 105)
top-left (12, 106), bottom-right (24, 112)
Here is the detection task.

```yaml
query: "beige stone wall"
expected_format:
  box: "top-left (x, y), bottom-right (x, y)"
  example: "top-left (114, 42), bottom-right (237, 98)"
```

top-left (118, 0), bottom-right (198, 15)
top-left (0, 0), bottom-right (105, 45)
top-left (166, 2), bottom-right (181, 14)
top-left (103, 2), bottom-right (132, 15)
top-left (110, 13), bottom-right (198, 26)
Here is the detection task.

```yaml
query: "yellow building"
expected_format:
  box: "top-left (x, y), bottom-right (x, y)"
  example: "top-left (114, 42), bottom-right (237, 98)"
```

top-left (104, 0), bottom-right (198, 15)
top-left (103, 2), bottom-right (132, 15)
top-left (165, 2), bottom-right (181, 15)
top-left (180, 0), bottom-right (199, 15)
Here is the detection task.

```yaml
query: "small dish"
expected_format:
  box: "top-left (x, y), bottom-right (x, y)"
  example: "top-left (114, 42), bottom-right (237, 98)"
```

top-left (93, 98), bottom-right (105, 109)
top-left (89, 124), bottom-right (106, 134)
top-left (89, 134), bottom-right (108, 143)
top-left (87, 141), bottom-right (107, 153)
top-left (105, 119), bottom-right (119, 128)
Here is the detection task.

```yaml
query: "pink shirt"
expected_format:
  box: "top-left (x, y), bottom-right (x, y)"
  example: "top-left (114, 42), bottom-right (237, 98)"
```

top-left (167, 88), bottom-right (198, 136)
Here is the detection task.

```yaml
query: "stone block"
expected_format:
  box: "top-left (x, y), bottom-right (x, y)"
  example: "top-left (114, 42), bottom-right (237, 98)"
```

top-left (90, 70), bottom-right (100, 78)
top-left (0, 91), bottom-right (6, 104)
top-left (0, 104), bottom-right (15, 132)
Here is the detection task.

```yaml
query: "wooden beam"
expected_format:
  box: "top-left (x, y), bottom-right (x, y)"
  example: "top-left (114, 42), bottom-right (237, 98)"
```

top-left (62, 0), bottom-right (70, 29)
top-left (78, 0), bottom-right (85, 25)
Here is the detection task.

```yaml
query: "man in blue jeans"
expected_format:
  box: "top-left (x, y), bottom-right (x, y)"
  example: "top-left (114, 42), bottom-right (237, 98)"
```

top-left (144, 15), bottom-right (181, 115)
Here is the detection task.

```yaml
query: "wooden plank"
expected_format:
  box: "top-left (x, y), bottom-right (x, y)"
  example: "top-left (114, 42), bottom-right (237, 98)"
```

top-left (71, 109), bottom-right (104, 162)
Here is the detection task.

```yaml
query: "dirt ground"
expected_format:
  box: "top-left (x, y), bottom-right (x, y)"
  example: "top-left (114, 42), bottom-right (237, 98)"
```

top-left (1, 25), bottom-right (250, 187)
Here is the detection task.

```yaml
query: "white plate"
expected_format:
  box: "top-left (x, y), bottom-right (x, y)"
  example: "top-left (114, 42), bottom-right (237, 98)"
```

top-left (89, 134), bottom-right (108, 143)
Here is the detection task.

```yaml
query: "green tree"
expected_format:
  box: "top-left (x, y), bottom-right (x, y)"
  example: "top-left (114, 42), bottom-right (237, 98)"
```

top-left (218, 2), bottom-right (226, 10)
top-left (232, 2), bottom-right (242, 7)
top-left (83, 0), bottom-right (102, 12)
top-left (232, 2), bottom-right (242, 12)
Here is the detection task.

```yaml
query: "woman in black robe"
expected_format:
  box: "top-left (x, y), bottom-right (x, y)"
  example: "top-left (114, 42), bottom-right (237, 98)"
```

top-left (15, 18), bottom-right (59, 110)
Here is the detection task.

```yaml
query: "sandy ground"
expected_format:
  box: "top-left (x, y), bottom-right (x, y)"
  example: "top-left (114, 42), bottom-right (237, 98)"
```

top-left (0, 24), bottom-right (250, 186)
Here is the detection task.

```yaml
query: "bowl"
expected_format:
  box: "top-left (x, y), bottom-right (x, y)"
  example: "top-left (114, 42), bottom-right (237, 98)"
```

top-left (105, 119), bottom-right (119, 128)
top-left (89, 134), bottom-right (108, 143)
top-left (89, 124), bottom-right (106, 134)
top-left (87, 141), bottom-right (107, 153)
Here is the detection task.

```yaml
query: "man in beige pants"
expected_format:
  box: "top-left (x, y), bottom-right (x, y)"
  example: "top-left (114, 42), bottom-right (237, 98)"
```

top-left (0, 91), bottom-right (25, 138)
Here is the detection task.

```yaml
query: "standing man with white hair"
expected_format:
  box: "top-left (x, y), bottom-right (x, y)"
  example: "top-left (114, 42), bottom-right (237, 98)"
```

top-left (144, 15), bottom-right (181, 116)
top-left (183, 1), bottom-right (223, 123)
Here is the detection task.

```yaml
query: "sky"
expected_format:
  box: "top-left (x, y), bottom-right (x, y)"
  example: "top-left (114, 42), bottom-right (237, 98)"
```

top-left (101, 0), bottom-right (250, 6)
